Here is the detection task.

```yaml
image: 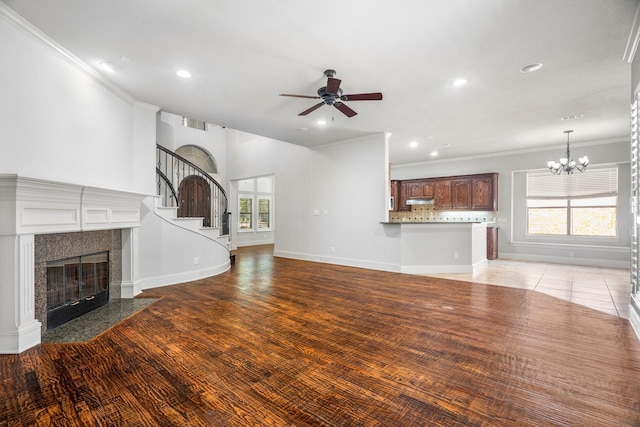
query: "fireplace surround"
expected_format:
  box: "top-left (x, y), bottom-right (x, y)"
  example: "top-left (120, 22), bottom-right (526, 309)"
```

top-left (0, 175), bottom-right (145, 354)
top-left (36, 231), bottom-right (121, 332)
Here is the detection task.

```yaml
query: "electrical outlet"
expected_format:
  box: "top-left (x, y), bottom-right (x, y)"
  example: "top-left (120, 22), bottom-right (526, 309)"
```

top-left (331, 246), bottom-right (335, 253)
top-left (453, 252), bottom-right (459, 259)
top-left (194, 257), bottom-right (199, 265)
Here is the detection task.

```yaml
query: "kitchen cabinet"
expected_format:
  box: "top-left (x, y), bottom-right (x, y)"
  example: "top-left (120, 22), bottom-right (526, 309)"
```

top-left (487, 226), bottom-right (498, 260)
top-left (398, 180), bottom-right (410, 211)
top-left (394, 172), bottom-right (498, 212)
top-left (452, 179), bottom-right (472, 209)
top-left (435, 178), bottom-right (472, 210)
top-left (434, 180), bottom-right (452, 209)
top-left (406, 179), bottom-right (434, 199)
top-left (472, 174), bottom-right (498, 211)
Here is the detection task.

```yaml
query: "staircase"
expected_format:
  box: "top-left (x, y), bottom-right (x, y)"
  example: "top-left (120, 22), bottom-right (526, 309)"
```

top-left (153, 196), bottom-right (230, 250)
top-left (155, 144), bottom-right (230, 248)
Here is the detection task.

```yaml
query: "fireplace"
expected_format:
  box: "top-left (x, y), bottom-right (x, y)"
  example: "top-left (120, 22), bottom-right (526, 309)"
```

top-left (46, 251), bottom-right (110, 330)
top-left (34, 230), bottom-right (122, 332)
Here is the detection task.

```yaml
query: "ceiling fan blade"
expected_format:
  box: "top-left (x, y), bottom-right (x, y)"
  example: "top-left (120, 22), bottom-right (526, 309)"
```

top-left (326, 77), bottom-right (341, 95)
top-left (334, 102), bottom-right (357, 117)
top-left (340, 92), bottom-right (383, 101)
top-left (299, 102), bottom-right (325, 116)
top-left (280, 93), bottom-right (321, 99)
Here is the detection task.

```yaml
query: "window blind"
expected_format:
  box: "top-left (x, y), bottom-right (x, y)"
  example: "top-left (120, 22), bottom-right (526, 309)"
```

top-left (527, 166), bottom-right (618, 198)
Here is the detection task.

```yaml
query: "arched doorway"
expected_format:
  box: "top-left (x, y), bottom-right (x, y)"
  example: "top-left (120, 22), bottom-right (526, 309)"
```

top-left (178, 175), bottom-right (211, 227)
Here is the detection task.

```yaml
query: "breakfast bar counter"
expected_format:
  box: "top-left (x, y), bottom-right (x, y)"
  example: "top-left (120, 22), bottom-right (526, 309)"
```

top-left (381, 222), bottom-right (489, 274)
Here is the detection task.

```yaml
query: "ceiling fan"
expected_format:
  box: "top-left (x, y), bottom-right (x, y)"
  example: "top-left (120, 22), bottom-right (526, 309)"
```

top-left (280, 69), bottom-right (383, 118)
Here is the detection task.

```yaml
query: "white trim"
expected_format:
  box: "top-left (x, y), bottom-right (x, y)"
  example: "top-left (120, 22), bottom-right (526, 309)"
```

top-left (134, 262), bottom-right (230, 294)
top-left (0, 2), bottom-right (137, 105)
top-left (629, 298), bottom-right (640, 341)
top-left (0, 175), bottom-right (146, 236)
top-left (273, 250), bottom-right (400, 273)
top-left (394, 137), bottom-right (628, 169)
top-left (624, 1), bottom-right (640, 63)
top-left (0, 320), bottom-right (41, 354)
top-left (402, 259), bottom-right (487, 275)
top-left (499, 251), bottom-right (630, 269)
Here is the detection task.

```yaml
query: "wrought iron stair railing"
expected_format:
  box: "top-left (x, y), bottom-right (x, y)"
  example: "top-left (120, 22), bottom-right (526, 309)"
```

top-left (156, 144), bottom-right (229, 235)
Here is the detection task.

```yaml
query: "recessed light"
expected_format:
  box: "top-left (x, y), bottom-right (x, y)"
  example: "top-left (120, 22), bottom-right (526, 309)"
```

top-left (409, 141), bottom-right (419, 148)
top-left (520, 63), bottom-right (543, 73)
top-left (176, 70), bottom-right (192, 78)
top-left (430, 151), bottom-right (438, 157)
top-left (316, 119), bottom-right (327, 126)
top-left (99, 62), bottom-right (118, 73)
top-left (452, 78), bottom-right (468, 87)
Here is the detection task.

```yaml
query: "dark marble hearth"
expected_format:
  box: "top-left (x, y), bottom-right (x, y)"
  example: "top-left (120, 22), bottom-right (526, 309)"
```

top-left (42, 299), bottom-right (156, 343)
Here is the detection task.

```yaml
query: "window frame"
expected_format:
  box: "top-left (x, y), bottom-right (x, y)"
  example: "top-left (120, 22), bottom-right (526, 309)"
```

top-left (524, 166), bottom-right (619, 241)
top-left (526, 197), bottom-right (618, 238)
top-left (257, 195), bottom-right (273, 232)
top-left (238, 194), bottom-right (255, 232)
top-left (236, 175), bottom-right (274, 234)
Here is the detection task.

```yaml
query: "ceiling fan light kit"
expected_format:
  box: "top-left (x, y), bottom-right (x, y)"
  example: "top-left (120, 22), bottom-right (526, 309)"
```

top-left (280, 69), bottom-right (383, 118)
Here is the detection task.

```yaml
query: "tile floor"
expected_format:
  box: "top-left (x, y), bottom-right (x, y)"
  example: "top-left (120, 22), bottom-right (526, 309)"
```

top-left (424, 259), bottom-right (631, 318)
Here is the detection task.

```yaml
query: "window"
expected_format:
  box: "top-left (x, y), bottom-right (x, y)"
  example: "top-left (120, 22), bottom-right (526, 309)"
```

top-left (526, 167), bottom-right (618, 237)
top-left (239, 196), bottom-right (253, 230)
top-left (238, 176), bottom-right (274, 233)
top-left (258, 196), bottom-right (271, 230)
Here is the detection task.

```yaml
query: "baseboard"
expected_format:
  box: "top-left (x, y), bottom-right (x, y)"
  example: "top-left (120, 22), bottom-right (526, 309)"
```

top-left (134, 262), bottom-right (230, 294)
top-left (273, 250), bottom-right (400, 273)
top-left (0, 320), bottom-right (42, 354)
top-left (499, 252), bottom-right (629, 269)
top-left (401, 259), bottom-right (486, 275)
top-left (401, 264), bottom-right (472, 274)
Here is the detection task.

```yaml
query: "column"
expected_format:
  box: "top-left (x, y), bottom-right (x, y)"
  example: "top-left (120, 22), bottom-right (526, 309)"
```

top-left (0, 234), bottom-right (42, 354)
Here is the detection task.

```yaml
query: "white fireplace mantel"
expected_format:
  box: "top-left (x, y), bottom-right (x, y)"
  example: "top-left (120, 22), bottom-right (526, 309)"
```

top-left (0, 174), bottom-right (146, 236)
top-left (0, 175), bottom-right (147, 354)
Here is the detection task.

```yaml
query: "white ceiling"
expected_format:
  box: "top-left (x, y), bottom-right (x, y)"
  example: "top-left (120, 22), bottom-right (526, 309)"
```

top-left (3, 0), bottom-right (638, 164)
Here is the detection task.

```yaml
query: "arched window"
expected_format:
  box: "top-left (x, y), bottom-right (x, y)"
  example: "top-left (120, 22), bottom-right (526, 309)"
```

top-left (176, 145), bottom-right (217, 174)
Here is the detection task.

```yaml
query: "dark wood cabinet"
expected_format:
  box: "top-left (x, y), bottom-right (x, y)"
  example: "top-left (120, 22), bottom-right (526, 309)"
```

top-left (434, 180), bottom-right (452, 209)
top-left (398, 180), bottom-right (410, 211)
top-left (472, 174), bottom-right (498, 211)
top-left (487, 226), bottom-right (498, 260)
top-left (393, 172), bottom-right (498, 212)
top-left (406, 180), bottom-right (434, 199)
top-left (452, 179), bottom-right (472, 209)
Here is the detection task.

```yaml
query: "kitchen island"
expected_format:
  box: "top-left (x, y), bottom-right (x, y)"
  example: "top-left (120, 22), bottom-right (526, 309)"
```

top-left (382, 222), bottom-right (489, 274)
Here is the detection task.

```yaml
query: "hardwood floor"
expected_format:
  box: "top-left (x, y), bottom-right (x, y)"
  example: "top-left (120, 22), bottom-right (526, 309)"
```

top-left (2, 244), bottom-right (640, 426)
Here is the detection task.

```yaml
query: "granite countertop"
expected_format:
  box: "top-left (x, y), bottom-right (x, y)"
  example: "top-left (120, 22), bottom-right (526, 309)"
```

top-left (381, 221), bottom-right (498, 227)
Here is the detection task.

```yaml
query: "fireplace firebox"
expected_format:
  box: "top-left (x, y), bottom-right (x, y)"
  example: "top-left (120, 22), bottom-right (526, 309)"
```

top-left (46, 251), bottom-right (109, 331)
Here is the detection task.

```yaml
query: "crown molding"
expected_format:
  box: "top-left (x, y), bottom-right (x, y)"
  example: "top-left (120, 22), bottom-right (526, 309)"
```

top-left (624, 1), bottom-right (640, 63)
top-left (0, 2), bottom-right (137, 105)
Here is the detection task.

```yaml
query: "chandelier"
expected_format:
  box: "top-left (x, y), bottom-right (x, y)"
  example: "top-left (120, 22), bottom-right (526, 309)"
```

top-left (547, 130), bottom-right (589, 175)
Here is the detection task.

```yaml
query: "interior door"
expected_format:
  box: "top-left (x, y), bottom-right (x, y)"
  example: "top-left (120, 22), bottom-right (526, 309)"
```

top-left (178, 175), bottom-right (211, 227)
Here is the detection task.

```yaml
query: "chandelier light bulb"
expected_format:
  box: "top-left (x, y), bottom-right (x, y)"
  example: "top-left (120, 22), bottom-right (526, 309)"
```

top-left (547, 130), bottom-right (589, 175)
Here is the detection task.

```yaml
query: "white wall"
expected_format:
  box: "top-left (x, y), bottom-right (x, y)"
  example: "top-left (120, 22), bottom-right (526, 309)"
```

top-left (392, 139), bottom-right (630, 267)
top-left (0, 13), bottom-right (156, 194)
top-left (227, 130), bottom-right (402, 271)
top-left (134, 197), bottom-right (229, 294)
top-left (226, 130), bottom-right (311, 252)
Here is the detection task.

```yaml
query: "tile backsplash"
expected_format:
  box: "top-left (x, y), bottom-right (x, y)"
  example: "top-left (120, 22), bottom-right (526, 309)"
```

top-left (389, 205), bottom-right (495, 223)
